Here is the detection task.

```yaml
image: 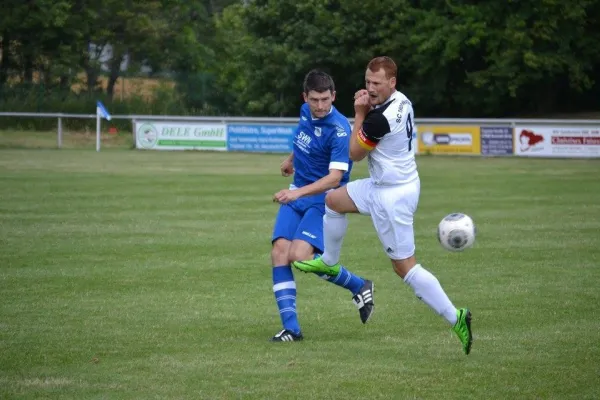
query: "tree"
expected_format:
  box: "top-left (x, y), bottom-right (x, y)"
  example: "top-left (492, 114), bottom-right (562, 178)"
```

top-left (213, 0), bottom-right (412, 116)
top-left (2, 0), bottom-right (599, 117)
top-left (392, 0), bottom-right (600, 116)
top-left (0, 0), bottom-right (74, 86)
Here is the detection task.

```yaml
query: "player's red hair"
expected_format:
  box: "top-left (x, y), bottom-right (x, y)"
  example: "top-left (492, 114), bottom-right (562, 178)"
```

top-left (367, 56), bottom-right (397, 79)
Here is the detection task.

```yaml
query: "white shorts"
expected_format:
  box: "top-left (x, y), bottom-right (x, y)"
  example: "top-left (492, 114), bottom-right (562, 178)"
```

top-left (346, 178), bottom-right (420, 260)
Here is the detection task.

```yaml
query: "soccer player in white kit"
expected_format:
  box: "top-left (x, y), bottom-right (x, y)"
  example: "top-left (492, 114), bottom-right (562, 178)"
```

top-left (293, 56), bottom-right (473, 355)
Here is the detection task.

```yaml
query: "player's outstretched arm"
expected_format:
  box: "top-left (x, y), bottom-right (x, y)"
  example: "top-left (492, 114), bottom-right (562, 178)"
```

top-left (294, 169), bottom-right (344, 198)
top-left (272, 169), bottom-right (344, 204)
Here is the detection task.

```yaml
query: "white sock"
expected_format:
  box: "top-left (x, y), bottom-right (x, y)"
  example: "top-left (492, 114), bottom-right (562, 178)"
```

top-left (403, 264), bottom-right (458, 325)
top-left (321, 206), bottom-right (347, 266)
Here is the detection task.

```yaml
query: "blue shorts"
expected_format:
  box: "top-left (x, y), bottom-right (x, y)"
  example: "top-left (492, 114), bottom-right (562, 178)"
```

top-left (271, 201), bottom-right (325, 253)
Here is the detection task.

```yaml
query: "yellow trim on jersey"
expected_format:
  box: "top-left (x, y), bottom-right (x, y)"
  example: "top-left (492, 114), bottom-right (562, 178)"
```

top-left (357, 128), bottom-right (376, 150)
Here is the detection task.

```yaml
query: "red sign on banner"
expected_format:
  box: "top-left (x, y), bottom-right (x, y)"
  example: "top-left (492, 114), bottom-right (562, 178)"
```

top-left (514, 126), bottom-right (600, 158)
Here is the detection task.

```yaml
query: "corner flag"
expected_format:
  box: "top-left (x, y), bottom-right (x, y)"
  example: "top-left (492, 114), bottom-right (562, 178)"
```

top-left (96, 101), bottom-right (112, 121)
top-left (95, 101), bottom-right (112, 152)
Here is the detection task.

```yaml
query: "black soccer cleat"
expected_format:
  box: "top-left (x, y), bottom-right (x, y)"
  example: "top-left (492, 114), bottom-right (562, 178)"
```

top-left (270, 329), bottom-right (304, 342)
top-left (352, 280), bottom-right (374, 324)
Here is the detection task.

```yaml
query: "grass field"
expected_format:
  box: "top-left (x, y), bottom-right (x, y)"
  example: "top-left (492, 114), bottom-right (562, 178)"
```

top-left (1, 145), bottom-right (600, 399)
top-left (0, 129), bottom-right (133, 150)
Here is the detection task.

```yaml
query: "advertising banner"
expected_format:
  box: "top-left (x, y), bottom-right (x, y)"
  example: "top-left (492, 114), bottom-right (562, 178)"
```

top-left (481, 127), bottom-right (514, 155)
top-left (418, 125), bottom-right (481, 155)
top-left (227, 124), bottom-right (295, 153)
top-left (514, 126), bottom-right (600, 158)
top-left (135, 121), bottom-right (227, 151)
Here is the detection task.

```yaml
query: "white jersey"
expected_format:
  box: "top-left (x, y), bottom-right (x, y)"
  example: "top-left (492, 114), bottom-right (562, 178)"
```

top-left (356, 90), bottom-right (418, 185)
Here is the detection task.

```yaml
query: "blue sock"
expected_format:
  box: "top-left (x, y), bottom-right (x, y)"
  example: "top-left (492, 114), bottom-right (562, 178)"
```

top-left (272, 265), bottom-right (301, 334)
top-left (320, 265), bottom-right (365, 296)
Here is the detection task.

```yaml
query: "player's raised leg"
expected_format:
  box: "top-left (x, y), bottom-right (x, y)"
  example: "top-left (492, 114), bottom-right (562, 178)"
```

top-left (395, 258), bottom-right (472, 354)
top-left (290, 205), bottom-right (366, 296)
top-left (292, 185), bottom-right (375, 324)
top-left (293, 187), bottom-right (355, 275)
top-left (376, 180), bottom-right (472, 354)
top-left (270, 205), bottom-right (303, 342)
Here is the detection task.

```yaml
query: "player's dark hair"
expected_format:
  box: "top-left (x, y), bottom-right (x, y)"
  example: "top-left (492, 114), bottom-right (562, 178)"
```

top-left (303, 70), bottom-right (335, 94)
top-left (367, 56), bottom-right (397, 79)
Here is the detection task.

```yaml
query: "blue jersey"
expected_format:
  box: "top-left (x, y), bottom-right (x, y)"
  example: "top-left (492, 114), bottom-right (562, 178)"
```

top-left (291, 103), bottom-right (353, 209)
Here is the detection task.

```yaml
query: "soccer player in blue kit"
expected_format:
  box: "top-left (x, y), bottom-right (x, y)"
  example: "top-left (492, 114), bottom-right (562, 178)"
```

top-left (269, 70), bottom-right (375, 342)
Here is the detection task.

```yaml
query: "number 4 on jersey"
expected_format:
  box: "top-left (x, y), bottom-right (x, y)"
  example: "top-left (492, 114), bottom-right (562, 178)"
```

top-left (406, 113), bottom-right (413, 151)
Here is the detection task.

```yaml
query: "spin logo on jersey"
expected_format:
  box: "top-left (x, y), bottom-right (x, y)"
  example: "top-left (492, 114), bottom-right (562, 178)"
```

top-left (295, 131), bottom-right (312, 154)
top-left (297, 131), bottom-right (312, 145)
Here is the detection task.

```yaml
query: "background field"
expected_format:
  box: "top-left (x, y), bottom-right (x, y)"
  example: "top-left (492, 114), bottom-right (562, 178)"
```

top-left (1, 144), bottom-right (600, 399)
top-left (0, 129), bottom-right (133, 150)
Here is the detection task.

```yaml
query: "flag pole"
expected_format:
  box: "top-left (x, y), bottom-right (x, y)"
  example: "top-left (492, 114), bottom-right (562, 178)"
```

top-left (96, 101), bottom-right (112, 152)
top-left (96, 105), bottom-right (101, 152)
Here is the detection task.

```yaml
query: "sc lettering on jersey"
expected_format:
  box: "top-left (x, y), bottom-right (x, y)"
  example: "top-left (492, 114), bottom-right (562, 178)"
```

top-left (396, 100), bottom-right (411, 123)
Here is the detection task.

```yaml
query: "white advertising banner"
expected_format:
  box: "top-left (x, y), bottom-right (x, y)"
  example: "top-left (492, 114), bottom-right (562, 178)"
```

top-left (135, 121), bottom-right (227, 151)
top-left (514, 125), bottom-right (600, 158)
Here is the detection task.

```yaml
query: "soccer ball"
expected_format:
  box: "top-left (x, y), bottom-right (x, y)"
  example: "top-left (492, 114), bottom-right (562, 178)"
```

top-left (437, 213), bottom-right (476, 252)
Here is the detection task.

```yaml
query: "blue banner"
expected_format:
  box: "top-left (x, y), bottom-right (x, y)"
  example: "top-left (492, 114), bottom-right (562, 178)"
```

top-left (481, 127), bottom-right (513, 155)
top-left (227, 124), bottom-right (295, 153)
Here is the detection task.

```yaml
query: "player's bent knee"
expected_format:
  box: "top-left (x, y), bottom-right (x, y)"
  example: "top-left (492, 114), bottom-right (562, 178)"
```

top-left (325, 187), bottom-right (357, 213)
top-left (391, 256), bottom-right (417, 279)
top-left (287, 244), bottom-right (314, 264)
top-left (287, 249), bottom-right (314, 264)
top-left (271, 238), bottom-right (291, 266)
top-left (325, 191), bottom-right (338, 210)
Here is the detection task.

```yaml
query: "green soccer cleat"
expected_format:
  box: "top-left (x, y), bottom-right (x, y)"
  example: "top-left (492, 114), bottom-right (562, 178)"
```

top-left (292, 257), bottom-right (341, 276)
top-left (453, 308), bottom-right (473, 355)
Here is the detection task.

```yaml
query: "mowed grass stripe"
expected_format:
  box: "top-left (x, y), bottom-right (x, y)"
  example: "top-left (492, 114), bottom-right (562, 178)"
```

top-left (1, 149), bottom-right (599, 399)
